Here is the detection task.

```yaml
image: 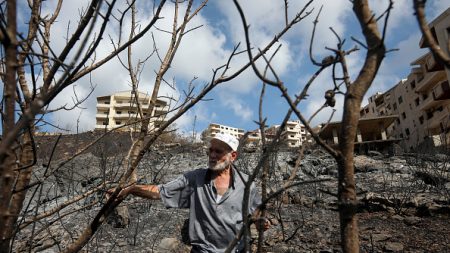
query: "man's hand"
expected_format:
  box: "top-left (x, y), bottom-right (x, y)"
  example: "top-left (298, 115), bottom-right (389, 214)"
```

top-left (107, 185), bottom-right (160, 200)
top-left (106, 186), bottom-right (132, 201)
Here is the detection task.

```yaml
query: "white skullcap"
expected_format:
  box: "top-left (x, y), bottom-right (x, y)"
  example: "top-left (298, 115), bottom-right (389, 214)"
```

top-left (211, 133), bottom-right (239, 151)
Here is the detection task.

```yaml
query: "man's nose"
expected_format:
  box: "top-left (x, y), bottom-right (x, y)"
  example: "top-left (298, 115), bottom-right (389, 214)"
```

top-left (209, 150), bottom-right (218, 158)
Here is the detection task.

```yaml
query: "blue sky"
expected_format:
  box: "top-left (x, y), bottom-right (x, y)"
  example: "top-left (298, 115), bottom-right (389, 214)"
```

top-left (14, 0), bottom-right (450, 136)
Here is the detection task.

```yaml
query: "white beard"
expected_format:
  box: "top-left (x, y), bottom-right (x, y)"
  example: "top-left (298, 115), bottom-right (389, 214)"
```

top-left (209, 154), bottom-right (232, 172)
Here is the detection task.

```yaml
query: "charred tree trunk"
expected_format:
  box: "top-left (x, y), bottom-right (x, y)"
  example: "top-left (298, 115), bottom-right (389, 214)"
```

top-left (337, 1), bottom-right (387, 252)
top-left (0, 1), bottom-right (18, 252)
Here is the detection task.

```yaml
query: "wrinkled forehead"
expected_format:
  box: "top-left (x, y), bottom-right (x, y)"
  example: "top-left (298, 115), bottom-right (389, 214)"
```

top-left (209, 138), bottom-right (232, 151)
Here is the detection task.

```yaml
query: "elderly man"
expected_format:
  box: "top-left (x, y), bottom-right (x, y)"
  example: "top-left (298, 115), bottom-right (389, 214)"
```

top-left (115, 133), bottom-right (264, 253)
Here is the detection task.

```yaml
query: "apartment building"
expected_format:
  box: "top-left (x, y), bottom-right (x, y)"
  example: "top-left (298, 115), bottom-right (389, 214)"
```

top-left (249, 120), bottom-right (308, 148)
top-left (201, 123), bottom-right (245, 141)
top-left (246, 129), bottom-right (262, 146)
top-left (201, 121), bottom-right (310, 149)
top-left (318, 115), bottom-right (398, 152)
top-left (422, 8), bottom-right (450, 80)
top-left (245, 127), bottom-right (279, 147)
top-left (95, 90), bottom-right (169, 131)
top-left (280, 120), bottom-right (308, 147)
top-left (359, 8), bottom-right (450, 151)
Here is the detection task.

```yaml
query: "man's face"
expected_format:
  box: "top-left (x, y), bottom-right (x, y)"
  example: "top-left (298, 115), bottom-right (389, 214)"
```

top-left (208, 139), bottom-right (236, 171)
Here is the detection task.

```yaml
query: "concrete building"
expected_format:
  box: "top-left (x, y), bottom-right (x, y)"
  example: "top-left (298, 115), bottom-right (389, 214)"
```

top-left (245, 126), bottom-right (286, 147)
top-left (95, 90), bottom-right (169, 131)
top-left (201, 123), bottom-right (245, 141)
top-left (420, 7), bottom-right (450, 80)
top-left (246, 129), bottom-right (263, 146)
top-left (280, 120), bottom-right (308, 147)
top-left (359, 8), bottom-right (450, 151)
top-left (360, 54), bottom-right (449, 151)
top-left (318, 115), bottom-right (399, 152)
top-left (201, 121), bottom-right (309, 149)
top-left (248, 120), bottom-right (308, 148)
top-left (322, 9), bottom-right (450, 152)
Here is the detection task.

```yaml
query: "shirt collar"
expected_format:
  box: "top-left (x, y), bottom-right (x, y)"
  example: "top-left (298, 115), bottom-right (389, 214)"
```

top-left (205, 166), bottom-right (236, 190)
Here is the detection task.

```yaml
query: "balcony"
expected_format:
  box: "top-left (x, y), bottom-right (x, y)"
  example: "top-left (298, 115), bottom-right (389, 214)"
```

top-left (426, 110), bottom-right (449, 135)
top-left (97, 107), bottom-right (109, 112)
top-left (247, 134), bottom-right (261, 141)
top-left (115, 94), bottom-right (151, 100)
top-left (97, 95), bottom-right (111, 103)
top-left (154, 103), bottom-right (169, 109)
top-left (114, 103), bottom-right (135, 109)
top-left (154, 108), bottom-right (168, 116)
top-left (419, 80), bottom-right (450, 111)
top-left (283, 129), bottom-right (299, 135)
top-left (415, 70), bottom-right (446, 93)
top-left (374, 95), bottom-right (385, 107)
top-left (425, 55), bottom-right (444, 72)
top-left (151, 119), bottom-right (167, 126)
top-left (95, 124), bottom-right (111, 130)
top-left (419, 95), bottom-right (447, 111)
top-left (283, 133), bottom-right (299, 140)
top-left (285, 123), bottom-right (297, 128)
top-left (411, 67), bottom-right (423, 75)
top-left (95, 114), bottom-right (108, 119)
top-left (113, 113), bottom-right (138, 119)
top-left (140, 103), bottom-right (163, 110)
top-left (97, 103), bottom-right (111, 109)
top-left (433, 80), bottom-right (450, 100)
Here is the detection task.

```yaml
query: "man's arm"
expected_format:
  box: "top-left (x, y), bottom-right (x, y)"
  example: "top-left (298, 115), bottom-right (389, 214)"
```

top-left (112, 185), bottom-right (161, 200)
top-left (111, 174), bottom-right (190, 207)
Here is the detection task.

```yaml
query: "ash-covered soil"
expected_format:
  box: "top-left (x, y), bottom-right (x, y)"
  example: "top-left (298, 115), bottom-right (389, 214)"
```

top-left (15, 136), bottom-right (450, 252)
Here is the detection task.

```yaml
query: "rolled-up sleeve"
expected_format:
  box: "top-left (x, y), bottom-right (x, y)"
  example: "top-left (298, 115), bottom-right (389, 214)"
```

top-left (158, 175), bottom-right (192, 208)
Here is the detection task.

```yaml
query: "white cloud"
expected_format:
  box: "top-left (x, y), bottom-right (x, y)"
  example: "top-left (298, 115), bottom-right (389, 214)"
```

top-left (296, 1), bottom-right (352, 53)
top-left (28, 1), bottom-right (236, 132)
top-left (173, 102), bottom-right (212, 134)
top-left (210, 1), bottom-right (359, 129)
top-left (215, 1), bottom-right (285, 43)
top-left (370, 0), bottom-right (412, 32)
top-left (31, 1), bottom-right (355, 132)
top-left (289, 0), bottom-right (448, 128)
top-left (48, 82), bottom-right (97, 132)
top-left (220, 93), bottom-right (253, 122)
top-left (17, 1), bottom-right (450, 134)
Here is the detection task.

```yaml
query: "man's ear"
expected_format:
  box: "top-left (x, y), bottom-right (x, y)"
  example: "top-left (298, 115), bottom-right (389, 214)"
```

top-left (230, 151), bottom-right (238, 161)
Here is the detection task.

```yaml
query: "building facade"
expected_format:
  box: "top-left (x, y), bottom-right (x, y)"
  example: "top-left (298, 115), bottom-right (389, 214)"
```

top-left (318, 116), bottom-right (398, 153)
top-left (360, 9), bottom-right (450, 151)
top-left (246, 129), bottom-right (263, 146)
top-left (201, 121), bottom-right (310, 149)
top-left (95, 91), bottom-right (168, 132)
top-left (201, 123), bottom-right (245, 141)
top-left (280, 120), bottom-right (308, 147)
top-left (248, 120), bottom-right (308, 148)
